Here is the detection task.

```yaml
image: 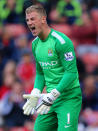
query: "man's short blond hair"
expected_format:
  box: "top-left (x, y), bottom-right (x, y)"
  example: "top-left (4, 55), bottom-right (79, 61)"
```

top-left (25, 4), bottom-right (47, 17)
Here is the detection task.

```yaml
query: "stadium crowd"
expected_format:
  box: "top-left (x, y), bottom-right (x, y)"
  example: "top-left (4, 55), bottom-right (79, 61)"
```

top-left (0, 0), bottom-right (98, 131)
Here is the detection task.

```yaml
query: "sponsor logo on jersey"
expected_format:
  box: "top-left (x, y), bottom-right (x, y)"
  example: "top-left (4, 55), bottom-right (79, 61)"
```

top-left (64, 125), bottom-right (72, 128)
top-left (48, 49), bottom-right (53, 56)
top-left (39, 61), bottom-right (58, 69)
top-left (64, 52), bottom-right (74, 61)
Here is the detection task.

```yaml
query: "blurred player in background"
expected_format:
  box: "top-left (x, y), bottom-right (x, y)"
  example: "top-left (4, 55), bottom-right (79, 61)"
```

top-left (22, 4), bottom-right (82, 131)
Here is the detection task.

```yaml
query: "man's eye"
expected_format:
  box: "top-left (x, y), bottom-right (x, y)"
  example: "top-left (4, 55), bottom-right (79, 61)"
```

top-left (31, 18), bottom-right (34, 21)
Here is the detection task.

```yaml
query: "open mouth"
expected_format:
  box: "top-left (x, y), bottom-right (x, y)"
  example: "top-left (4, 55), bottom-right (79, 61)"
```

top-left (31, 27), bottom-right (35, 31)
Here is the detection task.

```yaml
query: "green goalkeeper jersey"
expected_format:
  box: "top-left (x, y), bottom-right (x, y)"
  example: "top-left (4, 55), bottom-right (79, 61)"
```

top-left (32, 29), bottom-right (80, 94)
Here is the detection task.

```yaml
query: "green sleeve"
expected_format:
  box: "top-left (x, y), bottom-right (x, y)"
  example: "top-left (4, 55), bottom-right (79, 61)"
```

top-left (56, 1), bottom-right (66, 16)
top-left (55, 35), bottom-right (78, 93)
top-left (32, 39), bottom-right (45, 92)
top-left (34, 61), bottom-right (45, 92)
top-left (73, 1), bottom-right (82, 17)
top-left (0, 1), bottom-right (10, 20)
top-left (73, 1), bottom-right (83, 25)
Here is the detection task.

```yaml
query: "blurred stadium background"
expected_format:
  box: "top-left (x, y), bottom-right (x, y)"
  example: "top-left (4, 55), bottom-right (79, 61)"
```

top-left (0, 0), bottom-right (98, 131)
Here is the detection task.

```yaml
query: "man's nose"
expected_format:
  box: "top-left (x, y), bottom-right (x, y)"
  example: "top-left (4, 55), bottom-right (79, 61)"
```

top-left (28, 21), bottom-right (32, 25)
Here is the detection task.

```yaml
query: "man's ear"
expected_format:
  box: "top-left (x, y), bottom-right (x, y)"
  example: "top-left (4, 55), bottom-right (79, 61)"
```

top-left (42, 16), bottom-right (46, 24)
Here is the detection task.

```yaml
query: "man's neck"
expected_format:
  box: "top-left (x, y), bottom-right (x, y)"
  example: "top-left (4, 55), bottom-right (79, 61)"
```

top-left (39, 25), bottom-right (51, 40)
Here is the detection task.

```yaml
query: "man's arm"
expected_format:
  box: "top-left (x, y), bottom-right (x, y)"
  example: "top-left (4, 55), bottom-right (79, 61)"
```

top-left (22, 39), bottom-right (45, 115)
top-left (55, 36), bottom-right (79, 93)
top-left (33, 61), bottom-right (45, 92)
top-left (32, 38), bottom-right (45, 92)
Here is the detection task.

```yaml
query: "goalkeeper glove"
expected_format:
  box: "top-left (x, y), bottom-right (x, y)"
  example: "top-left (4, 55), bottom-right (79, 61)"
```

top-left (36, 89), bottom-right (60, 115)
top-left (23, 88), bottom-right (41, 115)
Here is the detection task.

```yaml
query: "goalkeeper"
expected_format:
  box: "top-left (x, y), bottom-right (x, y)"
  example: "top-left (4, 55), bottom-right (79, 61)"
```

top-left (23, 4), bottom-right (82, 131)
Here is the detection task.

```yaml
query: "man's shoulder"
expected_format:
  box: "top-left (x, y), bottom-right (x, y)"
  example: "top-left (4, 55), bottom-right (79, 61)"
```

top-left (51, 29), bottom-right (67, 44)
top-left (32, 36), bottom-right (39, 44)
top-left (32, 37), bottom-right (39, 52)
top-left (32, 36), bottom-right (39, 48)
top-left (51, 29), bottom-right (73, 49)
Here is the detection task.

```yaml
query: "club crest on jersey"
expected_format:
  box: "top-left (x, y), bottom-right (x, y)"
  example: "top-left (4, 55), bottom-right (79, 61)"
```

top-left (64, 52), bottom-right (74, 61)
top-left (48, 49), bottom-right (53, 56)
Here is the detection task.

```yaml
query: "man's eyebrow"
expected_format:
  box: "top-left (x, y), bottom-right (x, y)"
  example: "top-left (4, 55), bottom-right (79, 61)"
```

top-left (26, 17), bottom-right (35, 21)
